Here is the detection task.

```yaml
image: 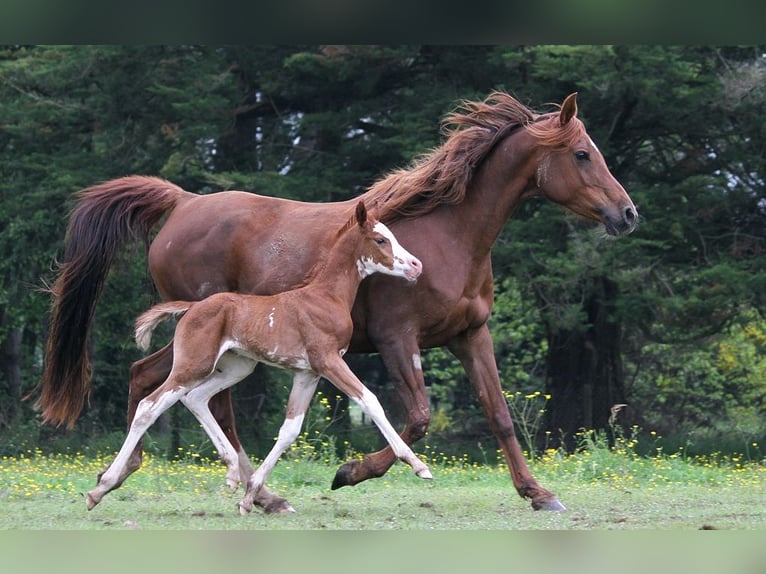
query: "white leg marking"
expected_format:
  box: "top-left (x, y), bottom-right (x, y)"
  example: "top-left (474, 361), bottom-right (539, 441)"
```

top-left (412, 353), bottom-right (422, 371)
top-left (182, 353), bottom-right (256, 488)
top-left (354, 387), bottom-right (432, 479)
top-left (87, 385), bottom-right (188, 508)
top-left (239, 372), bottom-right (319, 514)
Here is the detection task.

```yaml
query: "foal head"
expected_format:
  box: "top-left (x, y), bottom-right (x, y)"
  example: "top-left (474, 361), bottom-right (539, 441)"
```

top-left (527, 93), bottom-right (638, 236)
top-left (352, 201), bottom-right (422, 282)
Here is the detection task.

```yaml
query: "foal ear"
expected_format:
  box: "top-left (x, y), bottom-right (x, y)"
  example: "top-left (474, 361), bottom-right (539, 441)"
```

top-left (355, 201), bottom-right (368, 227)
top-left (559, 92), bottom-right (578, 126)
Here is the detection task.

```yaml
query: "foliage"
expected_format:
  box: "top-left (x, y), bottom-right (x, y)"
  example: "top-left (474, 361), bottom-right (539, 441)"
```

top-left (630, 312), bottom-right (766, 451)
top-left (1, 45), bottom-right (765, 457)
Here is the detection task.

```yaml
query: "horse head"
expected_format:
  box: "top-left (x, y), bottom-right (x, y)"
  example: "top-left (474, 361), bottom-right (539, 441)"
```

top-left (529, 93), bottom-right (638, 236)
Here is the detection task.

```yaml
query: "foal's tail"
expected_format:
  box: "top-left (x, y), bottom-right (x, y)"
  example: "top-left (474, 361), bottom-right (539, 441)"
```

top-left (37, 176), bottom-right (193, 428)
top-left (135, 301), bottom-right (193, 352)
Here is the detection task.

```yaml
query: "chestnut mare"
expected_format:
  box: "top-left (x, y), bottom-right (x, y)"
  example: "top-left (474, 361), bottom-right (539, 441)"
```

top-left (39, 91), bottom-right (637, 513)
top-left (85, 202), bottom-right (430, 513)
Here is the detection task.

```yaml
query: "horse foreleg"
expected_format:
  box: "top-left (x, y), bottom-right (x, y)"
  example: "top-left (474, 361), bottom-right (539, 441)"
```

top-left (88, 385), bottom-right (187, 509)
top-left (447, 324), bottom-right (565, 511)
top-left (332, 339), bottom-right (430, 489)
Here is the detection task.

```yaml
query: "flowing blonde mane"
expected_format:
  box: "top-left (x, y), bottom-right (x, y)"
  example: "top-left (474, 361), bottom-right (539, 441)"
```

top-left (364, 91), bottom-right (585, 223)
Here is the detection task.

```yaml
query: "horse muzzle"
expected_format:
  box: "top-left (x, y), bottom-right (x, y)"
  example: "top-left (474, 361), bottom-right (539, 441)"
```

top-left (603, 204), bottom-right (638, 236)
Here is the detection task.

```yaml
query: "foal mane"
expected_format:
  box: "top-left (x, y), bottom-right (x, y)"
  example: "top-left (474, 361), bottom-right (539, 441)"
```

top-left (364, 91), bottom-right (585, 223)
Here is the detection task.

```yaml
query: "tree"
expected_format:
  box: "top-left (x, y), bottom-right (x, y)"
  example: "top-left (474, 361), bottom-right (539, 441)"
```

top-left (493, 45), bottom-right (766, 446)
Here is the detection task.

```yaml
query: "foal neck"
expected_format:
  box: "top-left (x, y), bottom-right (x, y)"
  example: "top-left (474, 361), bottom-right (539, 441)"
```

top-left (304, 225), bottom-right (367, 305)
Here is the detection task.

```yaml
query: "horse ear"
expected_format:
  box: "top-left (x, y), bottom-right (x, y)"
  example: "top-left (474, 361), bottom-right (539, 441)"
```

top-left (355, 201), bottom-right (367, 227)
top-left (559, 92), bottom-right (578, 126)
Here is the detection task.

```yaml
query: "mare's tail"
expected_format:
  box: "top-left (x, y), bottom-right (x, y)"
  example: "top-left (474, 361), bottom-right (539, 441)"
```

top-left (134, 302), bottom-right (193, 352)
top-left (37, 176), bottom-right (192, 428)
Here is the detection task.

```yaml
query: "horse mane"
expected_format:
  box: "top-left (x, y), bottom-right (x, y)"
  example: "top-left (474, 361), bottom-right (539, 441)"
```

top-left (364, 91), bottom-right (585, 223)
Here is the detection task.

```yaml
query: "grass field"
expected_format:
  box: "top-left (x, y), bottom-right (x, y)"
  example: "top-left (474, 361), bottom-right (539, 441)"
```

top-left (1, 432), bottom-right (763, 530)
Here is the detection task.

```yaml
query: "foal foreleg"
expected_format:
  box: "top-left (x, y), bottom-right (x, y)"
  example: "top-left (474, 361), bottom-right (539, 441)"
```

top-left (322, 358), bottom-right (432, 481)
top-left (333, 341), bottom-right (430, 489)
top-left (87, 385), bottom-right (187, 509)
top-left (238, 371), bottom-right (320, 515)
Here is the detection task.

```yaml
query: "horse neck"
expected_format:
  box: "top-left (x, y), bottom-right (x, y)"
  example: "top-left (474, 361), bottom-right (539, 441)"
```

top-left (443, 130), bottom-right (541, 255)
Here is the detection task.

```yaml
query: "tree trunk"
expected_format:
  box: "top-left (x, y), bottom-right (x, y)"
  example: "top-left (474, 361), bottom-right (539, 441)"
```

top-left (543, 277), bottom-right (627, 449)
top-left (1, 327), bottom-right (23, 426)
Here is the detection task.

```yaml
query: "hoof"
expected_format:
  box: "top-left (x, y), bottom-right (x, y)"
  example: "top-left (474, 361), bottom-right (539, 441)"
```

top-left (532, 497), bottom-right (566, 511)
top-left (416, 467), bottom-right (433, 480)
top-left (85, 492), bottom-right (99, 510)
top-left (264, 499), bottom-right (296, 514)
top-left (225, 478), bottom-right (239, 492)
top-left (332, 459), bottom-right (364, 490)
top-left (237, 501), bottom-right (252, 516)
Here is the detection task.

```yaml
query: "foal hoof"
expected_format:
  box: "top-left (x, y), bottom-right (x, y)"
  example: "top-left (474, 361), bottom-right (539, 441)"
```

top-left (237, 501), bottom-right (252, 516)
top-left (416, 468), bottom-right (433, 480)
top-left (85, 492), bottom-right (99, 510)
top-left (532, 496), bottom-right (566, 511)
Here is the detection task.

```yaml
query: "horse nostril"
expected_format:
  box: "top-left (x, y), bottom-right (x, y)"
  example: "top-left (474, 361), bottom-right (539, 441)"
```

top-left (624, 206), bottom-right (637, 224)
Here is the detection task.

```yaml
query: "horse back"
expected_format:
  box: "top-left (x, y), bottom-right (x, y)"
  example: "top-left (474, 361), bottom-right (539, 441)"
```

top-left (148, 191), bottom-right (356, 300)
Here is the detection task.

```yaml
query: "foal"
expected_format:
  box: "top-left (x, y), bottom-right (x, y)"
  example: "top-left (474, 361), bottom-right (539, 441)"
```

top-left (85, 201), bottom-right (431, 513)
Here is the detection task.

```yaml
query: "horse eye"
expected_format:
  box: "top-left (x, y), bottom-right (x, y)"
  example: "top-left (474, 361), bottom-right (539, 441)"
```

top-left (574, 150), bottom-right (590, 161)
top-left (374, 237), bottom-right (386, 245)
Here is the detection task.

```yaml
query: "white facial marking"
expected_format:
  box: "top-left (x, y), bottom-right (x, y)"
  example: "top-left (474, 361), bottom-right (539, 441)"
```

top-left (587, 135), bottom-right (600, 154)
top-left (536, 154), bottom-right (551, 187)
top-left (356, 221), bottom-right (420, 280)
top-left (412, 353), bottom-right (422, 371)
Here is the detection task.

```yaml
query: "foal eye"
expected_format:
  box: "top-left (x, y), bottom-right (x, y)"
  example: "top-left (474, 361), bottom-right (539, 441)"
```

top-left (574, 150), bottom-right (590, 161)
top-left (374, 238), bottom-right (386, 245)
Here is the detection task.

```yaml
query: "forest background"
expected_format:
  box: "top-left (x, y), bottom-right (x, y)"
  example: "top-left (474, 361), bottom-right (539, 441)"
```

top-left (0, 45), bottom-right (764, 461)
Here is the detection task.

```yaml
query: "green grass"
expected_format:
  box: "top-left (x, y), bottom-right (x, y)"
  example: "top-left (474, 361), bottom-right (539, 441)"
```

top-left (1, 433), bottom-right (763, 530)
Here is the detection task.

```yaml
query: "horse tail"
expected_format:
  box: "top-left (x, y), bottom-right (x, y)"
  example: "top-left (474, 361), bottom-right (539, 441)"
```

top-left (38, 176), bottom-right (193, 428)
top-left (135, 301), bottom-right (193, 352)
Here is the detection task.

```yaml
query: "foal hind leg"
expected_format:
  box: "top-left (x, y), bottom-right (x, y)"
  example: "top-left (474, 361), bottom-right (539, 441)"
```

top-left (118, 342), bottom-right (175, 482)
top-left (129, 345), bottom-right (291, 512)
top-left (87, 384), bottom-right (187, 509)
top-left (181, 353), bottom-right (257, 491)
top-left (208, 386), bottom-right (295, 513)
top-left (209, 389), bottom-right (254, 489)
top-left (126, 345), bottom-right (247, 488)
top-left (239, 372), bottom-right (319, 515)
